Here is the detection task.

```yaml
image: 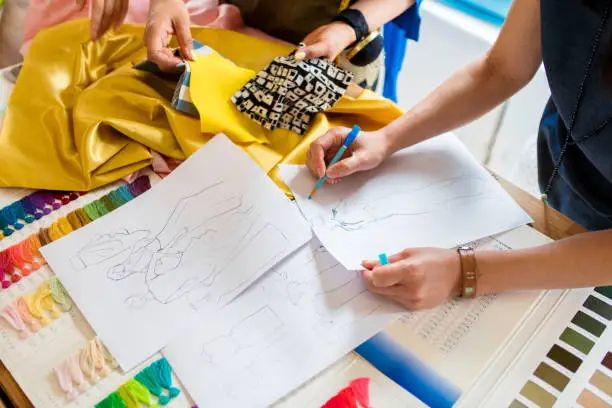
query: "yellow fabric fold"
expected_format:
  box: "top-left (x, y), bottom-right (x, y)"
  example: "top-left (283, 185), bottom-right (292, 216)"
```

top-left (0, 18), bottom-right (404, 194)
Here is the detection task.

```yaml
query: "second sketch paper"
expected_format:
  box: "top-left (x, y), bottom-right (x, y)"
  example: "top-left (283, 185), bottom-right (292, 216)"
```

top-left (280, 134), bottom-right (532, 270)
top-left (41, 135), bottom-right (312, 371)
top-left (163, 239), bottom-right (404, 407)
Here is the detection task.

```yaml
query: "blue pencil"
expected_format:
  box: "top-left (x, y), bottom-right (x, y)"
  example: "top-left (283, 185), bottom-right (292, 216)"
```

top-left (308, 125), bottom-right (361, 199)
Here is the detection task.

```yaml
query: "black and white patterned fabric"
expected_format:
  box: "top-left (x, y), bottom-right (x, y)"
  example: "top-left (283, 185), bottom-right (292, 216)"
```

top-left (231, 56), bottom-right (353, 135)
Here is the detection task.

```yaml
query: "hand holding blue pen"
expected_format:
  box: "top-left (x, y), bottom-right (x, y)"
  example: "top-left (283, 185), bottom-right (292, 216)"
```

top-left (308, 125), bottom-right (361, 199)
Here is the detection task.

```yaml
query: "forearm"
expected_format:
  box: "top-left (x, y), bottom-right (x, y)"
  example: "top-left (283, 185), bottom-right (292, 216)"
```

top-left (477, 230), bottom-right (612, 294)
top-left (351, 0), bottom-right (414, 30)
top-left (383, 55), bottom-right (523, 153)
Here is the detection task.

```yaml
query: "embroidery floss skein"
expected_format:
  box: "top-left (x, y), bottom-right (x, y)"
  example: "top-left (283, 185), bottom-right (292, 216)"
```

top-left (95, 391), bottom-right (127, 408)
top-left (10, 202), bottom-right (35, 224)
top-left (0, 210), bottom-right (15, 237)
top-left (0, 302), bottom-right (32, 338)
top-left (118, 379), bottom-right (159, 408)
top-left (28, 192), bottom-right (52, 215)
top-left (151, 358), bottom-right (180, 403)
top-left (15, 297), bottom-right (41, 332)
top-left (1, 205), bottom-right (23, 230)
top-left (20, 195), bottom-right (44, 220)
top-left (49, 277), bottom-right (73, 312)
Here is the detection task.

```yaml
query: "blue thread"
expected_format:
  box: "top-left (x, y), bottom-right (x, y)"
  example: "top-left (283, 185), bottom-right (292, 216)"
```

top-left (1, 206), bottom-right (23, 230)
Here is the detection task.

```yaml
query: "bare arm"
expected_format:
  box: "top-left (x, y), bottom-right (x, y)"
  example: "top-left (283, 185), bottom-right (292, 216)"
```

top-left (478, 231), bottom-right (612, 294)
top-left (383, 0), bottom-right (543, 153)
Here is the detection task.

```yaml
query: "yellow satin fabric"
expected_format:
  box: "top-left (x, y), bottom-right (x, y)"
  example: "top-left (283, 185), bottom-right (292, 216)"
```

top-left (0, 19), bottom-right (403, 195)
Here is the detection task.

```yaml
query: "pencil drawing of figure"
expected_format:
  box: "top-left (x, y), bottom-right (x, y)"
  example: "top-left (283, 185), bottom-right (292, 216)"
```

top-left (71, 181), bottom-right (290, 308)
top-left (329, 173), bottom-right (488, 231)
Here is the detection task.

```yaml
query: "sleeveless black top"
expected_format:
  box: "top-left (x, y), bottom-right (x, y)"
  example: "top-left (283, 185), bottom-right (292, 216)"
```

top-left (538, 0), bottom-right (612, 230)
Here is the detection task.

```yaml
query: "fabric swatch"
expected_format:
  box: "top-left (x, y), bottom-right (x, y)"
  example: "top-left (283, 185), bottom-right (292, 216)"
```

top-left (231, 56), bottom-right (353, 135)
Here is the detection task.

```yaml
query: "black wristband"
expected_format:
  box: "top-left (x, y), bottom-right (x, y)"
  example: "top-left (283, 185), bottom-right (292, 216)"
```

top-left (332, 9), bottom-right (369, 46)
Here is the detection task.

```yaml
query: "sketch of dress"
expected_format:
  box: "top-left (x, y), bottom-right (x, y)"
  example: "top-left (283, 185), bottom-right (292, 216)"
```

top-left (200, 306), bottom-right (284, 366)
top-left (71, 182), bottom-right (290, 308)
top-left (328, 173), bottom-right (488, 231)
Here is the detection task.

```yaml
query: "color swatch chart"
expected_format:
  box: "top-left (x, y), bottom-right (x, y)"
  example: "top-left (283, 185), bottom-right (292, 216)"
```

top-left (509, 286), bottom-right (612, 408)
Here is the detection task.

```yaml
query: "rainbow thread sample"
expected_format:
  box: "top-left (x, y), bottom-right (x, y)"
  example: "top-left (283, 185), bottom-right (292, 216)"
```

top-left (0, 190), bottom-right (85, 239)
top-left (53, 337), bottom-right (119, 401)
top-left (96, 357), bottom-right (181, 407)
top-left (0, 276), bottom-right (72, 338)
top-left (0, 176), bottom-right (151, 290)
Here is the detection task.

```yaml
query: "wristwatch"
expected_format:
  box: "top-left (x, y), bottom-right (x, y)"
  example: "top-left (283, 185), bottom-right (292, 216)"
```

top-left (457, 246), bottom-right (477, 298)
top-left (332, 9), bottom-right (369, 46)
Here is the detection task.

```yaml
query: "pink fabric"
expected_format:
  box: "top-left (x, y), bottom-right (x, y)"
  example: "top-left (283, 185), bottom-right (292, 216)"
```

top-left (20, 0), bottom-right (222, 55)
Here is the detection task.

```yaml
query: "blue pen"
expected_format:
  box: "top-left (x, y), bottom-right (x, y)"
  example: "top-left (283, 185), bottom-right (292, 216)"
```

top-left (308, 125), bottom-right (361, 199)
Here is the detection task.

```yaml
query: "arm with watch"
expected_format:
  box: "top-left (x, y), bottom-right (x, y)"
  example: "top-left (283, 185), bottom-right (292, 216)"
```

top-left (298, 0), bottom-right (414, 62)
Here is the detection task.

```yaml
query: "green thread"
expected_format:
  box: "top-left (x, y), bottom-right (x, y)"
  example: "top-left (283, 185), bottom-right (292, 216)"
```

top-left (94, 199), bottom-right (110, 217)
top-left (95, 391), bottom-right (127, 408)
top-left (101, 196), bottom-right (117, 212)
top-left (48, 277), bottom-right (73, 312)
top-left (135, 367), bottom-right (164, 401)
top-left (118, 379), bottom-right (159, 408)
top-left (83, 202), bottom-right (101, 221)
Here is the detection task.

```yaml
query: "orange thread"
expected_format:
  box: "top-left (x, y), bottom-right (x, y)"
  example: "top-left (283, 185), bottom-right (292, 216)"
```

top-left (15, 297), bottom-right (41, 332)
top-left (29, 234), bottom-right (45, 266)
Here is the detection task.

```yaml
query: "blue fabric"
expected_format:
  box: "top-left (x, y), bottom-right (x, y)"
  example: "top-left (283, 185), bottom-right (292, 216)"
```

top-left (435, 0), bottom-right (510, 26)
top-left (382, 0), bottom-right (422, 102)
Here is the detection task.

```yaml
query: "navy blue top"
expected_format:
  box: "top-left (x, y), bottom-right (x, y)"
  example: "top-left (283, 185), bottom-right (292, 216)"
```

top-left (538, 0), bottom-right (612, 230)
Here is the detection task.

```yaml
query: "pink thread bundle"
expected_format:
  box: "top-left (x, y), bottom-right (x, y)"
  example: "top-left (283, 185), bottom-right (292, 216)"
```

top-left (0, 277), bottom-right (73, 337)
top-left (0, 190), bottom-right (86, 240)
top-left (54, 337), bottom-right (118, 401)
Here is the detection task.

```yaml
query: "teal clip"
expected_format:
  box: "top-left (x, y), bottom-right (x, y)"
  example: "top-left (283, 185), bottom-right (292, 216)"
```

top-left (378, 253), bottom-right (389, 266)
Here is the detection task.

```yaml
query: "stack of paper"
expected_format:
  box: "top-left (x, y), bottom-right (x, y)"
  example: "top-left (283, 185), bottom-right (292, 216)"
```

top-left (41, 132), bottom-right (533, 407)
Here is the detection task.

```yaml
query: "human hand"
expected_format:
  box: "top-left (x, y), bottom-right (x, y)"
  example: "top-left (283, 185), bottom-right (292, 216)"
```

top-left (362, 248), bottom-right (461, 310)
top-left (306, 127), bottom-right (391, 184)
top-left (144, 0), bottom-right (194, 71)
top-left (77, 0), bottom-right (129, 41)
top-left (296, 21), bottom-right (356, 61)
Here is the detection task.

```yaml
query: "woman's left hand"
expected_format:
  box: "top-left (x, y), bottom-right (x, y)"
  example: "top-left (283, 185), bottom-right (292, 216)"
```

top-left (297, 22), bottom-right (356, 60)
top-left (362, 248), bottom-right (462, 310)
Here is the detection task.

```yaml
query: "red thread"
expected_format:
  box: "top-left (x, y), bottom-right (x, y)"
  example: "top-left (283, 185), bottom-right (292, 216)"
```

top-left (322, 378), bottom-right (371, 408)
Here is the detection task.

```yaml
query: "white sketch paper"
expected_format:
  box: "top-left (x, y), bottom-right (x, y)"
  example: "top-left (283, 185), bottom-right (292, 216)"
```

top-left (279, 134), bottom-right (532, 270)
top-left (41, 135), bottom-right (312, 371)
top-left (163, 239), bottom-right (404, 407)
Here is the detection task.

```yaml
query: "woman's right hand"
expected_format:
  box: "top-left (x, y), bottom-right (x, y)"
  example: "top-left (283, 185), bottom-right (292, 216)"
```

top-left (306, 127), bottom-right (392, 183)
top-left (144, 0), bottom-right (194, 71)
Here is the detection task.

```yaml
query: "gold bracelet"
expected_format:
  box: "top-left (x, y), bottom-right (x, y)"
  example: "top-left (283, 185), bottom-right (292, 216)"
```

top-left (346, 31), bottom-right (380, 61)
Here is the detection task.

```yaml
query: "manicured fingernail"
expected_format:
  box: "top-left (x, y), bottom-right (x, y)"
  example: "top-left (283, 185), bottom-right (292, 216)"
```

top-left (175, 62), bottom-right (186, 68)
top-left (295, 51), bottom-right (306, 61)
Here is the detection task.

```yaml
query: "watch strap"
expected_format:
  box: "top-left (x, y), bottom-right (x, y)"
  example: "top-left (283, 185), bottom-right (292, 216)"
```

top-left (457, 246), bottom-right (477, 298)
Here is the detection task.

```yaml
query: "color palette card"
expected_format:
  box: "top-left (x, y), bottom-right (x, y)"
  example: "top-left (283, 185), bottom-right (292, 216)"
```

top-left (480, 286), bottom-right (612, 408)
